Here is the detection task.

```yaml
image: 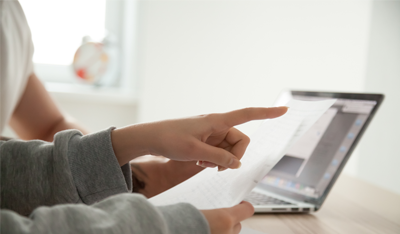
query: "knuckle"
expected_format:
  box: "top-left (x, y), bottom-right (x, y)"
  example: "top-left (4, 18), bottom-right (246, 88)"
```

top-left (203, 113), bottom-right (221, 130)
top-left (183, 140), bottom-right (198, 155)
top-left (203, 113), bottom-right (215, 122)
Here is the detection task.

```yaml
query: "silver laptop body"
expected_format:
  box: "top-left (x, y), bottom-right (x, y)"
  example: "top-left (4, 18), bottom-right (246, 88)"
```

top-left (245, 90), bottom-right (383, 213)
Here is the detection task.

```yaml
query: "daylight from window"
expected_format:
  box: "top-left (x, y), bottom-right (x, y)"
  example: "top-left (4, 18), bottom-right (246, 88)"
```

top-left (20, 0), bottom-right (106, 65)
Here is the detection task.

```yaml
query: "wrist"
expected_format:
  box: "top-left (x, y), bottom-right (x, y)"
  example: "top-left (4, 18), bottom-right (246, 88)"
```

top-left (111, 124), bottom-right (152, 166)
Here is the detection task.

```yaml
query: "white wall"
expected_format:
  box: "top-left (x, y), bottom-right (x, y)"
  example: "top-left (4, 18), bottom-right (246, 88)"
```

top-left (136, 0), bottom-right (372, 177)
top-left (137, 0), bottom-right (370, 123)
top-left (358, 1), bottom-right (400, 194)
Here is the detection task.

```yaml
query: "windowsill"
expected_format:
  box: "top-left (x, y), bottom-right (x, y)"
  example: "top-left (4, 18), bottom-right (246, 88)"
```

top-left (45, 82), bottom-right (137, 105)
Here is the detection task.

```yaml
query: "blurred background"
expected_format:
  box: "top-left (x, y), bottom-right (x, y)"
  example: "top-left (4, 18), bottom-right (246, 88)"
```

top-left (4, 0), bottom-right (399, 194)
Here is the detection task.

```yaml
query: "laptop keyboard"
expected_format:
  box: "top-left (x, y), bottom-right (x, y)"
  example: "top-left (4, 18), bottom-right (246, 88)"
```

top-left (244, 191), bottom-right (294, 206)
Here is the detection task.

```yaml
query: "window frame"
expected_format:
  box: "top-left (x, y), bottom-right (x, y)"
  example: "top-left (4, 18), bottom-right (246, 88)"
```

top-left (30, 0), bottom-right (138, 95)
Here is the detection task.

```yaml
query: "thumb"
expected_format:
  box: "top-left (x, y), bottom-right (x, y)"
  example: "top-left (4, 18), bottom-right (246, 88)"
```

top-left (193, 142), bottom-right (242, 169)
top-left (226, 201), bottom-right (255, 223)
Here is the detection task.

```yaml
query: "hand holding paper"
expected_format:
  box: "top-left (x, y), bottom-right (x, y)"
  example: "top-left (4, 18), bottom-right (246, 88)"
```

top-left (150, 99), bottom-right (336, 209)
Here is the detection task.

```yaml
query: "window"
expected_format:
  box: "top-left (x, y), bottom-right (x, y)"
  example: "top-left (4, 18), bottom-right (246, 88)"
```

top-left (19, 0), bottom-right (137, 92)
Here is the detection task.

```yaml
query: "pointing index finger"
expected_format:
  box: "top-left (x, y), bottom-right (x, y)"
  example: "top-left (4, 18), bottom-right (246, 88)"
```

top-left (221, 106), bottom-right (288, 127)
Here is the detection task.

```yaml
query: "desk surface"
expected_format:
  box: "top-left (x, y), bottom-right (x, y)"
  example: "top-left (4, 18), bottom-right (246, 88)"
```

top-left (242, 174), bottom-right (400, 234)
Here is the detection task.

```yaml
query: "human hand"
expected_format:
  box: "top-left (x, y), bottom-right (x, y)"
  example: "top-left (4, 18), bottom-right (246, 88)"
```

top-left (201, 201), bottom-right (255, 234)
top-left (129, 156), bottom-right (204, 198)
top-left (112, 107), bottom-right (288, 167)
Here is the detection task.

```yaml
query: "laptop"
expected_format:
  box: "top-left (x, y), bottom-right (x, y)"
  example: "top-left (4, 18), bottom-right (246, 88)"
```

top-left (244, 90), bottom-right (384, 213)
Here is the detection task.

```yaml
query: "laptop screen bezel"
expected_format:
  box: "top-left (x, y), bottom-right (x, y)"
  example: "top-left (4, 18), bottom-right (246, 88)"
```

top-left (256, 90), bottom-right (384, 210)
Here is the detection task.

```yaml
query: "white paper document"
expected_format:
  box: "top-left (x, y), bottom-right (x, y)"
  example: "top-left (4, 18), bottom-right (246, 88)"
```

top-left (150, 99), bottom-right (336, 209)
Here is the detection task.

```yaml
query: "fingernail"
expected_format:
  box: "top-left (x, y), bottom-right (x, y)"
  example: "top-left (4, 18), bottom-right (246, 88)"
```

top-left (203, 161), bottom-right (217, 168)
top-left (196, 161), bottom-right (217, 168)
top-left (228, 157), bottom-right (234, 166)
top-left (196, 161), bottom-right (206, 168)
top-left (218, 167), bottom-right (227, 172)
top-left (229, 159), bottom-right (242, 169)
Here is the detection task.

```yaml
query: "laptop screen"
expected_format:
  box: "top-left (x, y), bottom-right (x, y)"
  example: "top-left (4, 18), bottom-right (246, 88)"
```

top-left (258, 91), bottom-right (380, 199)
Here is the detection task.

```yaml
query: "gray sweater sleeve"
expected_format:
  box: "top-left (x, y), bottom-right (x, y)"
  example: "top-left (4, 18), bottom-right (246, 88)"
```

top-left (0, 128), bottom-right (210, 234)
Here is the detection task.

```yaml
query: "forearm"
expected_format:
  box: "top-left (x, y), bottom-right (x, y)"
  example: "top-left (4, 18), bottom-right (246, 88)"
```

top-left (10, 74), bottom-right (89, 142)
top-left (111, 124), bottom-right (154, 166)
top-left (41, 116), bottom-right (89, 142)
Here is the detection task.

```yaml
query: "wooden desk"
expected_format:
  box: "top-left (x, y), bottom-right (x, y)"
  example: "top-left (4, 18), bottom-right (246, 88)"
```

top-left (242, 174), bottom-right (400, 234)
